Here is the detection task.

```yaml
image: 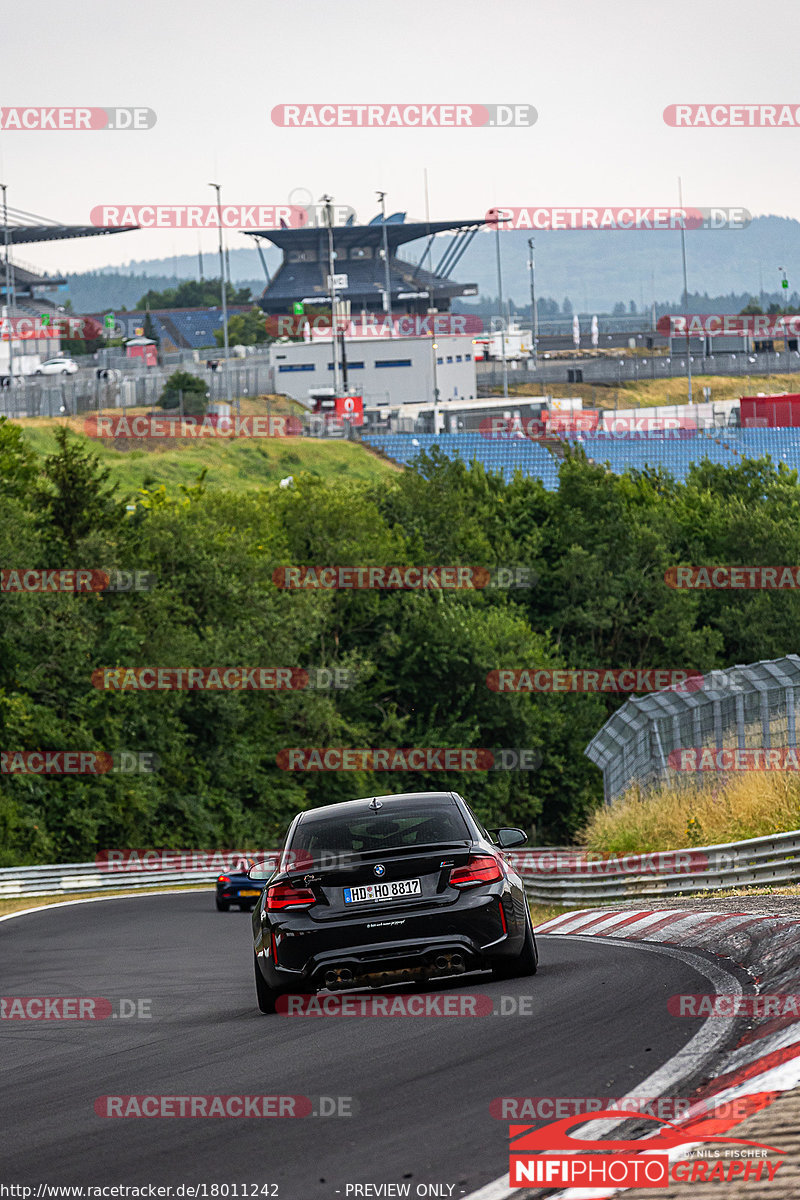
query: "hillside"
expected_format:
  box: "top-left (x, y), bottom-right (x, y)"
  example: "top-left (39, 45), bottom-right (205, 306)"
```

top-left (13, 400), bottom-right (399, 495)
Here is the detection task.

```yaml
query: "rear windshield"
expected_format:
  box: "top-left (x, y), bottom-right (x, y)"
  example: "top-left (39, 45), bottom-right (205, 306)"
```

top-left (289, 804), bottom-right (471, 855)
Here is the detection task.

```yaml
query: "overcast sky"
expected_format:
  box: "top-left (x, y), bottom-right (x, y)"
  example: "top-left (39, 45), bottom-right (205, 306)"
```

top-left (3, 0), bottom-right (799, 277)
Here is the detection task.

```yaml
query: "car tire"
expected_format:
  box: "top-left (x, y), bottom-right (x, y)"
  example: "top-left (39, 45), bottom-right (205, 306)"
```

top-left (254, 952), bottom-right (285, 1014)
top-left (215, 897), bottom-right (230, 912)
top-left (492, 905), bottom-right (538, 979)
top-left (61, 369), bottom-right (70, 375)
top-left (35, 370), bottom-right (42, 376)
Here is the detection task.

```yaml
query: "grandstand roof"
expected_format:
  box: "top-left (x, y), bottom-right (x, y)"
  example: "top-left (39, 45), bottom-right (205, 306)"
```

top-left (247, 218), bottom-right (485, 252)
top-left (1, 202), bottom-right (137, 244)
top-left (0, 261), bottom-right (67, 292)
top-left (250, 218), bottom-right (483, 315)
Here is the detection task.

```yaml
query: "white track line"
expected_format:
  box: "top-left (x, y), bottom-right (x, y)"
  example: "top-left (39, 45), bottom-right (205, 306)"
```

top-left (463, 935), bottom-right (745, 1200)
top-left (0, 889), bottom-right (208, 924)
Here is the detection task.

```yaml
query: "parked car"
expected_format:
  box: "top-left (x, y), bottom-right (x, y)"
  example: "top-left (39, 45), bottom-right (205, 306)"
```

top-left (35, 358), bottom-right (79, 376)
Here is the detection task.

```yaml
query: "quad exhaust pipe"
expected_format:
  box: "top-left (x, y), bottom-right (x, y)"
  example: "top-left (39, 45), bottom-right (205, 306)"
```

top-left (323, 952), bottom-right (467, 991)
top-left (324, 967), bottom-right (354, 989)
top-left (433, 952), bottom-right (466, 974)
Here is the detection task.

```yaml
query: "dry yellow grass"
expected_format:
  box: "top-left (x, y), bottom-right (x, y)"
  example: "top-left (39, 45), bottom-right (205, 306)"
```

top-left (507, 373), bottom-right (800, 412)
top-left (581, 774), bottom-right (800, 856)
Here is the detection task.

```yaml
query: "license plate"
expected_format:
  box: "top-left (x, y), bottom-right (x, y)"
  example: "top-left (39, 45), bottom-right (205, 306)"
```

top-left (343, 878), bottom-right (422, 904)
top-left (239, 889), bottom-right (260, 897)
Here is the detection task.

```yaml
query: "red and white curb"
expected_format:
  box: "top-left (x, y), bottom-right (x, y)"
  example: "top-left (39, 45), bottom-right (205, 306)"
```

top-left (533, 908), bottom-right (800, 1197)
top-left (466, 907), bottom-right (800, 1200)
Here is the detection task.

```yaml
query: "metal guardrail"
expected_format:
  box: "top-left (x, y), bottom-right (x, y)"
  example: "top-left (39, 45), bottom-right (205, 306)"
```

top-left (514, 829), bottom-right (800, 904)
top-left (2, 833), bottom-right (799, 903)
top-left (0, 862), bottom-right (240, 898)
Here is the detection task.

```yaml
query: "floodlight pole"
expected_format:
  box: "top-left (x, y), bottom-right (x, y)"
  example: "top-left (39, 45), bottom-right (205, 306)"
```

top-left (527, 237), bottom-right (538, 367)
top-left (1, 184), bottom-right (15, 382)
top-left (209, 182), bottom-right (235, 413)
top-left (322, 195), bottom-right (340, 396)
top-left (678, 177), bottom-right (693, 406)
top-left (377, 190), bottom-right (393, 336)
top-left (494, 217), bottom-right (508, 397)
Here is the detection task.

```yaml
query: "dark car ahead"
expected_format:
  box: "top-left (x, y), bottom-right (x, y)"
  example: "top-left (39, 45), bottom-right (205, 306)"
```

top-left (250, 790), bottom-right (537, 1013)
top-left (216, 866), bottom-right (264, 912)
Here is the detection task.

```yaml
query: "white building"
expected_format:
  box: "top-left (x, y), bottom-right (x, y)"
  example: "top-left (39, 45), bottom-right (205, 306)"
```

top-left (269, 334), bottom-right (478, 408)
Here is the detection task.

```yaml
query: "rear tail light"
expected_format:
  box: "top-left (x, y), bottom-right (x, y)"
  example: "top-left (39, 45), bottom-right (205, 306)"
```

top-left (266, 882), bottom-right (317, 910)
top-left (217, 875), bottom-right (230, 884)
top-left (449, 855), bottom-right (504, 889)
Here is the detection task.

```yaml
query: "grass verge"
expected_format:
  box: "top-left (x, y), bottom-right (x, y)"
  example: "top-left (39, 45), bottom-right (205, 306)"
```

top-left (0, 884), bottom-right (206, 918)
top-left (505, 373), bottom-right (800, 412)
top-left (13, 400), bottom-right (399, 493)
top-left (580, 775), bottom-right (800, 856)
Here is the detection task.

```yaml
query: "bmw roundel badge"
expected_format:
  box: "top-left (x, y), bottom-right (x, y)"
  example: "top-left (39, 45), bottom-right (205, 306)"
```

top-left (374, 864), bottom-right (386, 877)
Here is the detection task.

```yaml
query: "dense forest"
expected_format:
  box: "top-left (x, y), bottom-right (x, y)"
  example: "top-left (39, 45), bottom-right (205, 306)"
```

top-left (2, 420), bottom-right (799, 862)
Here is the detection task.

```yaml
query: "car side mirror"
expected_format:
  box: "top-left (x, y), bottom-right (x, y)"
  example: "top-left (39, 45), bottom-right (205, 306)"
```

top-left (247, 859), bottom-right (277, 884)
top-left (492, 827), bottom-right (528, 849)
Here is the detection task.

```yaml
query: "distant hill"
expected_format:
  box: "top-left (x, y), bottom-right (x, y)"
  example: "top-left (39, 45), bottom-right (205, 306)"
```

top-left (44, 215), bottom-right (800, 314)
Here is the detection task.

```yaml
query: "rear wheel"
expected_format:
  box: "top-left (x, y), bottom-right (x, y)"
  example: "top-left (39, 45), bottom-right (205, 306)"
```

top-left (215, 897), bottom-right (230, 912)
top-left (493, 906), bottom-right (538, 979)
top-left (254, 952), bottom-right (285, 1014)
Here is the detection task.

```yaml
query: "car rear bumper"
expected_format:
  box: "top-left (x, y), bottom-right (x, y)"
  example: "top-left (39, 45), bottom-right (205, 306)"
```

top-left (255, 886), bottom-right (527, 988)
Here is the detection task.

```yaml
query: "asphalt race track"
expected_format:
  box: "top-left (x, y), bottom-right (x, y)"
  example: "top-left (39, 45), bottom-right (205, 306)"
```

top-left (1, 893), bottom-right (721, 1199)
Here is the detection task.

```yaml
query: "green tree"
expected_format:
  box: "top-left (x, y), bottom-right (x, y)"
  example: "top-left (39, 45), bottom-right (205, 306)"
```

top-left (215, 306), bottom-right (273, 347)
top-left (0, 417), bottom-right (37, 502)
top-left (158, 370), bottom-right (209, 416)
top-left (137, 280), bottom-right (252, 310)
top-left (34, 427), bottom-right (123, 555)
top-left (142, 311), bottom-right (159, 344)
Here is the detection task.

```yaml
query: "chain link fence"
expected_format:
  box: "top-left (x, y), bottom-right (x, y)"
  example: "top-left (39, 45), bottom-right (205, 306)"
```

top-left (585, 655), bottom-right (800, 803)
top-left (478, 349), bottom-right (800, 390)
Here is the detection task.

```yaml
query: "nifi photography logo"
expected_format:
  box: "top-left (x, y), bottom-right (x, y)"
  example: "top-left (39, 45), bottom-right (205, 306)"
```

top-left (508, 1108), bottom-right (786, 1188)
